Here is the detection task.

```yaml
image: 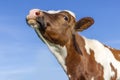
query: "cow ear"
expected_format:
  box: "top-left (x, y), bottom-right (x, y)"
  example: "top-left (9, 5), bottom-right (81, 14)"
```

top-left (75, 17), bottom-right (94, 32)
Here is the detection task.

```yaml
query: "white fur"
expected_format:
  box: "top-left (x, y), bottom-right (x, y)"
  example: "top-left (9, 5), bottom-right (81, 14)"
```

top-left (83, 36), bottom-right (120, 80)
top-left (64, 10), bottom-right (76, 18)
top-left (68, 74), bottom-right (71, 78)
top-left (29, 9), bottom-right (76, 18)
top-left (91, 77), bottom-right (94, 80)
top-left (35, 28), bottom-right (67, 72)
top-left (45, 10), bottom-right (76, 18)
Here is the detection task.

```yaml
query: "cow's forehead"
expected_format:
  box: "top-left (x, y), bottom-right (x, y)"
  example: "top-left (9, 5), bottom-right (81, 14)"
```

top-left (45, 10), bottom-right (76, 18)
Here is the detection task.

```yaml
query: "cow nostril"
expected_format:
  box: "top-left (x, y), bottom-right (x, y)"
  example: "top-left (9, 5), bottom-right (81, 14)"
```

top-left (35, 11), bottom-right (40, 16)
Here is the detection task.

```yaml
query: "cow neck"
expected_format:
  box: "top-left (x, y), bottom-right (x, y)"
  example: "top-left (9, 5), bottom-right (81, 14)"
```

top-left (65, 33), bottom-right (86, 79)
top-left (35, 28), bottom-right (68, 72)
top-left (65, 33), bottom-right (85, 56)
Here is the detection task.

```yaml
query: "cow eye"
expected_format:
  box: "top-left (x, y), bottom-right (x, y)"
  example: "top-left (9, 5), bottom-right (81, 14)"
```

top-left (64, 16), bottom-right (69, 21)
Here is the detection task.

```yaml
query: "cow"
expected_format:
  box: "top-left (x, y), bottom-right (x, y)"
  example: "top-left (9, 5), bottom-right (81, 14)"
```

top-left (26, 9), bottom-right (120, 80)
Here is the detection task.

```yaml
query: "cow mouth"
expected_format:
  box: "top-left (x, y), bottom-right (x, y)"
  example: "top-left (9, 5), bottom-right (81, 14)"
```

top-left (26, 16), bottom-right (47, 32)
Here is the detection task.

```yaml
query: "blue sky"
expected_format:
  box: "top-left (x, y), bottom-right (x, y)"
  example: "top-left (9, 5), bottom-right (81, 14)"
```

top-left (0, 0), bottom-right (120, 80)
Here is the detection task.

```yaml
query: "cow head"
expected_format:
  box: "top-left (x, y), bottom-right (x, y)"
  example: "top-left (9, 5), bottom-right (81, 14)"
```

top-left (26, 9), bottom-right (94, 46)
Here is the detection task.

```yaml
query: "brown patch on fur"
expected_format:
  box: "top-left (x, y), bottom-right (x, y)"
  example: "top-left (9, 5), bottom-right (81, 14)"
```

top-left (72, 34), bottom-right (82, 55)
top-left (65, 34), bottom-right (82, 80)
top-left (110, 63), bottom-right (117, 80)
top-left (66, 34), bottom-right (104, 80)
top-left (88, 49), bottom-right (104, 80)
top-left (105, 45), bottom-right (120, 62)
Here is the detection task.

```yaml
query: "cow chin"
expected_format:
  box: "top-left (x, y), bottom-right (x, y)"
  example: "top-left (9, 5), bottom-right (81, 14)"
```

top-left (27, 19), bottom-right (39, 28)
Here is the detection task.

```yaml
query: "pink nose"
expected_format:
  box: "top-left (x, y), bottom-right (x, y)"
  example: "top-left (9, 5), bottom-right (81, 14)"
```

top-left (27, 9), bottom-right (43, 19)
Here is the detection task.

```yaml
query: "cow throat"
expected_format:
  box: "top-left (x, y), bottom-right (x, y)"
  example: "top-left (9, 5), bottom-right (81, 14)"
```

top-left (35, 28), bottom-right (68, 72)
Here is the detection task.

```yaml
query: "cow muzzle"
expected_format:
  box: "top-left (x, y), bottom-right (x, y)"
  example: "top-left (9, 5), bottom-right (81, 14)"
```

top-left (26, 9), bottom-right (47, 31)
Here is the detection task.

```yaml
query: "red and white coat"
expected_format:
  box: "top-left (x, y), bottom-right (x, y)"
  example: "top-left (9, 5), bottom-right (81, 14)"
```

top-left (26, 9), bottom-right (120, 80)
